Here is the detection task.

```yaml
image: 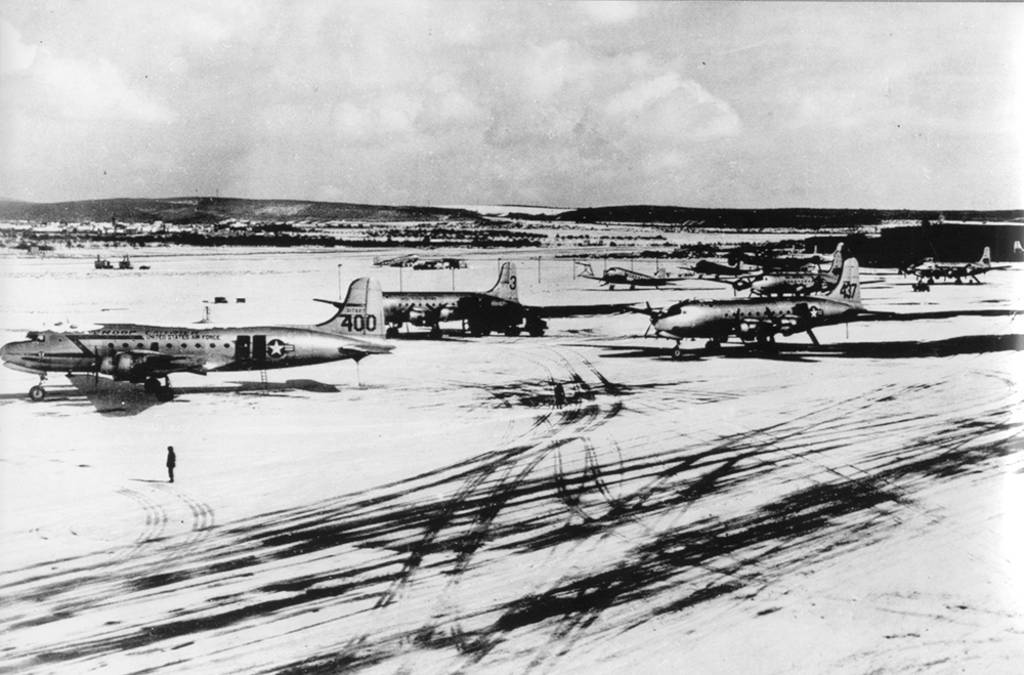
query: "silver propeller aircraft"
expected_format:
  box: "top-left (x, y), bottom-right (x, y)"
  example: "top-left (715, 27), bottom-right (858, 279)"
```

top-left (1, 277), bottom-right (392, 402)
top-left (907, 246), bottom-right (1006, 284)
top-left (575, 262), bottom-right (690, 290)
top-left (640, 257), bottom-right (864, 359)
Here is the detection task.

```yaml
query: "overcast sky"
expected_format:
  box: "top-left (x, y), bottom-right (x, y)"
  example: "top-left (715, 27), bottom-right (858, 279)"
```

top-left (1, 1), bottom-right (1021, 208)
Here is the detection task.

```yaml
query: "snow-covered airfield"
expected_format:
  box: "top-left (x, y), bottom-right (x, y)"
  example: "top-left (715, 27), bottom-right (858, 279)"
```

top-left (1, 241), bottom-right (1022, 673)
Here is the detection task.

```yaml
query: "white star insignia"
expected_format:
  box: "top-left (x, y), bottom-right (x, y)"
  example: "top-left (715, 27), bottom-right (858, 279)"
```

top-left (266, 339), bottom-right (291, 358)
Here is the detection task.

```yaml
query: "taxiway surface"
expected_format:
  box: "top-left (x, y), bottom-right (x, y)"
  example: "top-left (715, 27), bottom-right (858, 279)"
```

top-left (1, 248), bottom-right (1022, 673)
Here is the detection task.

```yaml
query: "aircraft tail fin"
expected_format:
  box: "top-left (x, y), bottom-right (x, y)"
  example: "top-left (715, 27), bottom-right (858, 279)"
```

top-left (979, 246), bottom-right (991, 266)
top-left (826, 257), bottom-right (862, 307)
top-left (828, 242), bottom-right (845, 275)
top-left (574, 261), bottom-right (596, 279)
top-left (484, 262), bottom-right (518, 302)
top-left (315, 277), bottom-right (387, 338)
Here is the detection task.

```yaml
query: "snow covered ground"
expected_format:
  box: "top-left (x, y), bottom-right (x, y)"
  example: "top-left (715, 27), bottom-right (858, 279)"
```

top-left (0, 246), bottom-right (1022, 673)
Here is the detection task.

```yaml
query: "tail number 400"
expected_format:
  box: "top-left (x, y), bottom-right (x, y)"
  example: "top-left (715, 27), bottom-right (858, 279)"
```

top-left (340, 314), bottom-right (378, 331)
top-left (839, 282), bottom-right (858, 300)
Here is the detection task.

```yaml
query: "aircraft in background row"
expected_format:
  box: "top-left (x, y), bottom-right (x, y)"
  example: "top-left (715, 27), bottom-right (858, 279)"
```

top-left (906, 246), bottom-right (1008, 284)
top-left (726, 245), bottom-right (828, 272)
top-left (0, 278), bottom-right (392, 402)
top-left (384, 261), bottom-right (546, 337)
top-left (373, 254), bottom-right (420, 268)
top-left (638, 257), bottom-right (864, 359)
top-left (731, 243), bottom-right (845, 297)
top-left (575, 262), bottom-right (691, 290)
top-left (412, 257), bottom-right (467, 270)
top-left (684, 259), bottom-right (759, 280)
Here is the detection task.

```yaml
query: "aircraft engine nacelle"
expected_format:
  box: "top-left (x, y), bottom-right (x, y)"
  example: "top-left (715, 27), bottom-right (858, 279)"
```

top-left (407, 308), bottom-right (429, 325)
top-left (738, 319), bottom-right (760, 336)
top-left (436, 307), bottom-right (456, 322)
top-left (99, 352), bottom-right (144, 380)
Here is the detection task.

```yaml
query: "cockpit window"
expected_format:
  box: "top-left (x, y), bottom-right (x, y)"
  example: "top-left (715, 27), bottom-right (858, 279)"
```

top-left (27, 332), bottom-right (44, 342)
top-left (665, 303), bottom-right (684, 316)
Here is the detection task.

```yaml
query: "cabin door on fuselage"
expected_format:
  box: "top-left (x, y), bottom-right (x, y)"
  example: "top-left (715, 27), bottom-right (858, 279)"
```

top-left (252, 335), bottom-right (267, 363)
top-left (235, 335), bottom-right (251, 361)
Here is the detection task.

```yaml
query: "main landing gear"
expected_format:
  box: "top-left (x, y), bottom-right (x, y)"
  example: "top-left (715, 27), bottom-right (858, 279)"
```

top-left (144, 376), bottom-right (175, 402)
top-left (670, 338), bottom-right (723, 360)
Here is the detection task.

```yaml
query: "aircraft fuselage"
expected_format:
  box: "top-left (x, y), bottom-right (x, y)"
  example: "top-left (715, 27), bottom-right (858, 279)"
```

top-left (0, 324), bottom-right (385, 381)
top-left (652, 296), bottom-right (858, 341)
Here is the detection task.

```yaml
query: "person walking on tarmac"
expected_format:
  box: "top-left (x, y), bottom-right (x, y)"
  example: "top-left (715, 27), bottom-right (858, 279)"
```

top-left (166, 446), bottom-right (176, 483)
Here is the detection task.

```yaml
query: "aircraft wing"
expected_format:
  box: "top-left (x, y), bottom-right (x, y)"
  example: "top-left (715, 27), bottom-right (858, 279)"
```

top-left (116, 351), bottom-right (215, 376)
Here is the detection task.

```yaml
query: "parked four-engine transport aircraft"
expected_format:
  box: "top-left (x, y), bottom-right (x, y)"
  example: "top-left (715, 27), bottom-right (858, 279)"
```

top-left (0, 278), bottom-right (392, 402)
top-left (727, 245), bottom-right (828, 272)
top-left (735, 243), bottom-right (845, 297)
top-left (639, 258), bottom-right (864, 359)
top-left (685, 259), bottom-right (759, 280)
top-left (907, 246), bottom-right (1007, 284)
top-left (575, 262), bottom-right (691, 290)
top-left (384, 261), bottom-right (546, 337)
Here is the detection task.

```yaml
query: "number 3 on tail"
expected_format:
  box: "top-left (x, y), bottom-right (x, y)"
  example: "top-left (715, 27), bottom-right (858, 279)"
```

top-left (340, 314), bottom-right (378, 331)
top-left (839, 282), bottom-right (857, 299)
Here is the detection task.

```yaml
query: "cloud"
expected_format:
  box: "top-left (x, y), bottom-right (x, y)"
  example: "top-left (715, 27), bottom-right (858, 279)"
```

top-left (580, 1), bottom-right (642, 24)
top-left (0, 19), bottom-right (37, 74)
top-left (0, 1), bottom-right (1020, 207)
top-left (1, 18), bottom-right (174, 124)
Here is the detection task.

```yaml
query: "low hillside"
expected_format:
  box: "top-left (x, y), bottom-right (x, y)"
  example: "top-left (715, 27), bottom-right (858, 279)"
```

top-left (0, 197), bottom-right (483, 224)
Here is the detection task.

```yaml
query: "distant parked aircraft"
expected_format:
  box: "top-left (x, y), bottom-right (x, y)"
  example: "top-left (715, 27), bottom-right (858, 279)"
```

top-left (1, 278), bottom-right (392, 402)
top-left (384, 262), bottom-right (546, 337)
top-left (727, 246), bottom-right (827, 272)
top-left (685, 259), bottom-right (758, 280)
top-left (907, 246), bottom-right (1007, 284)
top-left (575, 262), bottom-right (690, 290)
top-left (738, 243), bottom-right (845, 297)
top-left (412, 257), bottom-right (467, 270)
top-left (638, 258), bottom-right (864, 358)
top-left (373, 254), bottom-right (419, 268)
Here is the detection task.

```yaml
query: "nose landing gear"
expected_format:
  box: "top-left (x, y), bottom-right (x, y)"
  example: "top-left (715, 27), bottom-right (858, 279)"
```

top-left (27, 373), bottom-right (48, 401)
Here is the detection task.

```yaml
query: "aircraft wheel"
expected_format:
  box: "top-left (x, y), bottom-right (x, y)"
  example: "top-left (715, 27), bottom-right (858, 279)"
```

top-left (671, 346), bottom-right (684, 360)
top-left (156, 385), bottom-right (174, 402)
top-left (504, 325), bottom-right (522, 337)
top-left (528, 326), bottom-right (545, 337)
top-left (385, 326), bottom-right (399, 338)
top-left (703, 339), bottom-right (720, 353)
top-left (29, 385), bottom-right (46, 402)
top-left (429, 325), bottom-right (442, 339)
top-left (144, 377), bottom-right (161, 393)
